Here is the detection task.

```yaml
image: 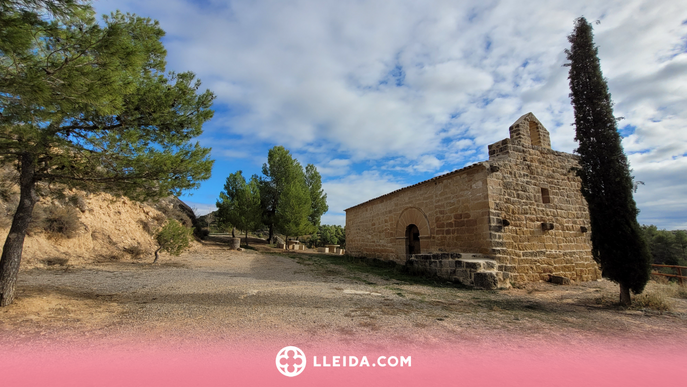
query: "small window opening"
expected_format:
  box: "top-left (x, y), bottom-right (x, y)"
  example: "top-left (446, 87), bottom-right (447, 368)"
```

top-left (541, 188), bottom-right (550, 204)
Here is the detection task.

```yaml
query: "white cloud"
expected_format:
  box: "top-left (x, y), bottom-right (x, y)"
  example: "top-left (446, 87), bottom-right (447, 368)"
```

top-left (180, 201), bottom-right (217, 216)
top-left (94, 0), bottom-right (687, 229)
top-left (315, 158), bottom-right (352, 177)
top-left (632, 157), bottom-right (687, 230)
top-left (322, 171), bottom-right (405, 226)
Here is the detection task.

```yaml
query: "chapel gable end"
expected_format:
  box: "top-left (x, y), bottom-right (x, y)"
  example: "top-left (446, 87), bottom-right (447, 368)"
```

top-left (508, 112), bottom-right (551, 149)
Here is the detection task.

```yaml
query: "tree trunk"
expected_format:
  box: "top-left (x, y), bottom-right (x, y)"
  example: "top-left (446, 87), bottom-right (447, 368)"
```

top-left (153, 246), bottom-right (162, 263)
top-left (619, 283), bottom-right (632, 307)
top-left (245, 229), bottom-right (249, 247)
top-left (0, 154), bottom-right (38, 307)
top-left (232, 227), bottom-right (235, 238)
top-left (268, 223), bottom-right (274, 244)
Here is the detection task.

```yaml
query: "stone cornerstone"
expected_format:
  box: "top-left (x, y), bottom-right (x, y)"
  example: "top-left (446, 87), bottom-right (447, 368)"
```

top-left (344, 113), bottom-right (601, 289)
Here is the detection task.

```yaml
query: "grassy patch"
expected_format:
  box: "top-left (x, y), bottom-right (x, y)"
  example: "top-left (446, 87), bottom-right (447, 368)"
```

top-left (677, 285), bottom-right (687, 299)
top-left (632, 291), bottom-right (673, 312)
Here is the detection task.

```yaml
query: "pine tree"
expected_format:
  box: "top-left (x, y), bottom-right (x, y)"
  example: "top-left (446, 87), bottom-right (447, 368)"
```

top-left (0, 5), bottom-right (214, 306)
top-left (566, 17), bottom-right (651, 306)
top-left (216, 171), bottom-right (262, 247)
top-left (305, 163), bottom-right (328, 227)
top-left (259, 146), bottom-right (326, 242)
top-left (275, 176), bottom-right (315, 243)
top-left (259, 146), bottom-right (296, 242)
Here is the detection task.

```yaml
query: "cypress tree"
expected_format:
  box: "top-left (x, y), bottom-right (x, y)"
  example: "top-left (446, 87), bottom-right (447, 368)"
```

top-left (565, 17), bottom-right (651, 306)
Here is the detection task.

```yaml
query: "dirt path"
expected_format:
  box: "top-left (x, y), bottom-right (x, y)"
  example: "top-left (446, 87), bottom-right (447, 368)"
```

top-left (2, 236), bottom-right (687, 350)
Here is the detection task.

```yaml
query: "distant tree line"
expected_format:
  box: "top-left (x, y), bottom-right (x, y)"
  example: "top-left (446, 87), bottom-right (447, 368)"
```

top-left (641, 226), bottom-right (687, 266)
top-left (306, 225), bottom-right (345, 248)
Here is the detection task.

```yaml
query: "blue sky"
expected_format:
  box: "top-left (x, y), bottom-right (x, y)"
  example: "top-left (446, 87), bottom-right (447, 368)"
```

top-left (93, 0), bottom-right (687, 230)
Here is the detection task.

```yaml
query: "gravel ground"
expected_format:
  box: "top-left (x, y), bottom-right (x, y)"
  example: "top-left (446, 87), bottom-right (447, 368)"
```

top-left (2, 236), bottom-right (687, 350)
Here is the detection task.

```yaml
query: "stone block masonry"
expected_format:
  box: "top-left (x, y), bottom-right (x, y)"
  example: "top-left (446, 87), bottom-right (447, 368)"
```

top-left (345, 113), bottom-right (601, 286)
top-left (406, 253), bottom-right (507, 289)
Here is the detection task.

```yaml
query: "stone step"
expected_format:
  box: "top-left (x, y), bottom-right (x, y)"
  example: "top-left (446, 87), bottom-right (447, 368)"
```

top-left (406, 252), bottom-right (508, 290)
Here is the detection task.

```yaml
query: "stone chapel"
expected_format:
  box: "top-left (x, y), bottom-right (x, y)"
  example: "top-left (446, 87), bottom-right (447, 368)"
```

top-left (344, 113), bottom-right (602, 289)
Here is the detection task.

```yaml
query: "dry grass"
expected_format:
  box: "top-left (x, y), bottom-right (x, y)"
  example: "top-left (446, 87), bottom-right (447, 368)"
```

top-left (628, 280), bottom-right (687, 312)
top-left (40, 206), bottom-right (82, 238)
top-left (123, 243), bottom-right (149, 260)
top-left (677, 285), bottom-right (687, 299)
top-left (0, 168), bottom-right (18, 203)
top-left (68, 194), bottom-right (89, 212)
top-left (632, 291), bottom-right (673, 312)
top-left (138, 219), bottom-right (158, 235)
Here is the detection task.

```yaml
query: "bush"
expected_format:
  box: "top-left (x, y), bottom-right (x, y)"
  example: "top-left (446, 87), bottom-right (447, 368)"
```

top-left (154, 219), bottom-right (192, 262)
top-left (123, 243), bottom-right (147, 260)
top-left (0, 168), bottom-right (18, 203)
top-left (193, 226), bottom-right (209, 239)
top-left (677, 285), bottom-right (687, 299)
top-left (68, 194), bottom-right (88, 212)
top-left (153, 199), bottom-right (195, 227)
top-left (40, 206), bottom-right (82, 238)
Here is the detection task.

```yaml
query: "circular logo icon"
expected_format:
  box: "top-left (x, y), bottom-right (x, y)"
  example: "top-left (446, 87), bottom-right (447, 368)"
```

top-left (276, 346), bottom-right (307, 377)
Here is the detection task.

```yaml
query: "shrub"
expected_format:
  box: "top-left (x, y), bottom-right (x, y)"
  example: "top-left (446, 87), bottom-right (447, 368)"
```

top-left (44, 257), bottom-right (70, 266)
top-left (154, 200), bottom-right (194, 227)
top-left (123, 243), bottom-right (147, 260)
top-left (138, 219), bottom-right (157, 235)
top-left (677, 285), bottom-right (687, 299)
top-left (68, 194), bottom-right (89, 212)
top-left (0, 168), bottom-right (18, 203)
top-left (193, 226), bottom-right (209, 239)
top-left (152, 212), bottom-right (167, 225)
top-left (40, 206), bottom-right (82, 238)
top-left (154, 219), bottom-right (192, 262)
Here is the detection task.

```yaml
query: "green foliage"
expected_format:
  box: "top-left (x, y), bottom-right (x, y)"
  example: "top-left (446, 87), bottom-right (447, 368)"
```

top-left (216, 171), bottom-right (262, 244)
top-left (258, 146), bottom-right (326, 240)
top-left (566, 17), bottom-right (651, 296)
top-left (0, 7), bottom-right (215, 200)
top-left (0, 1), bottom-right (89, 19)
top-left (156, 219), bottom-right (191, 256)
top-left (305, 164), bottom-right (328, 227)
top-left (259, 146), bottom-right (298, 237)
top-left (276, 178), bottom-right (314, 239)
top-left (674, 230), bottom-right (687, 259)
top-left (308, 224), bottom-right (346, 248)
top-left (0, 1), bottom-right (214, 305)
top-left (641, 225), bottom-right (687, 266)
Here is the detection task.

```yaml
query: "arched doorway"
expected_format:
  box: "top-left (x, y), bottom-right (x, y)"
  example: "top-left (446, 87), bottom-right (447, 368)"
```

top-left (406, 224), bottom-right (421, 255)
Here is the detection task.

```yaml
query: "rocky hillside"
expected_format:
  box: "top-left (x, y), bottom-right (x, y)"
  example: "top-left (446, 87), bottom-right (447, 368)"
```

top-left (0, 167), bottom-right (199, 270)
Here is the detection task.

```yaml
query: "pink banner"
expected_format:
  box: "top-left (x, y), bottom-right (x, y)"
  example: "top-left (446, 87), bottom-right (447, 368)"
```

top-left (3, 337), bottom-right (684, 386)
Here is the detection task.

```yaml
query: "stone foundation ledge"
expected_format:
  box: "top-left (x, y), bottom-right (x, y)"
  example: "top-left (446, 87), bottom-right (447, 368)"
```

top-left (406, 253), bottom-right (509, 290)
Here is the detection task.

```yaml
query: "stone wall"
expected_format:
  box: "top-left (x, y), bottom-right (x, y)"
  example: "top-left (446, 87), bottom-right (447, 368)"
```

top-left (345, 113), bottom-right (601, 285)
top-left (345, 164), bottom-right (492, 263)
top-left (406, 253), bottom-right (507, 289)
top-left (486, 114), bottom-right (601, 283)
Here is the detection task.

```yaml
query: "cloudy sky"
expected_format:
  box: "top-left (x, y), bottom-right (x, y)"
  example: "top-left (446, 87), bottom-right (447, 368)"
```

top-left (94, 0), bottom-right (687, 230)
